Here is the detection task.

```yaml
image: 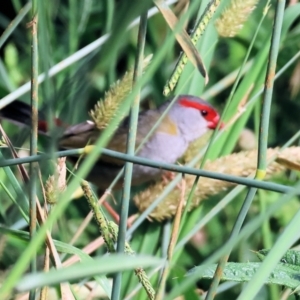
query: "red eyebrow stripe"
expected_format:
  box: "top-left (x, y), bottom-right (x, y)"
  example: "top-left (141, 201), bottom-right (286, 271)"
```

top-left (179, 98), bottom-right (210, 111)
top-left (178, 98), bottom-right (219, 122)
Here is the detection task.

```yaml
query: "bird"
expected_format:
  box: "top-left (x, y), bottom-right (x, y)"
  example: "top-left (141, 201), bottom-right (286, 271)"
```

top-left (0, 95), bottom-right (221, 189)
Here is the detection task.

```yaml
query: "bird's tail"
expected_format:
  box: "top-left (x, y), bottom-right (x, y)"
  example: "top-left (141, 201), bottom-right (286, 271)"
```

top-left (0, 100), bottom-right (63, 133)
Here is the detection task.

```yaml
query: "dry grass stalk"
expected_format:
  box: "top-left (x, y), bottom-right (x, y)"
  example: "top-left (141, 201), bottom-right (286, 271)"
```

top-left (215, 0), bottom-right (258, 38)
top-left (290, 61), bottom-right (300, 98)
top-left (134, 147), bottom-right (300, 221)
top-left (89, 55), bottom-right (152, 130)
top-left (45, 157), bottom-right (67, 204)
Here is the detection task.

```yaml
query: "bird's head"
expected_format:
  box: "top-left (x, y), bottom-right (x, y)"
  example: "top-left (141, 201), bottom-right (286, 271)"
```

top-left (165, 95), bottom-right (222, 142)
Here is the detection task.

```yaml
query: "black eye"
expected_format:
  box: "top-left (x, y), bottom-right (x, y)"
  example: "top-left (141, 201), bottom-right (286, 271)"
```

top-left (201, 110), bottom-right (208, 117)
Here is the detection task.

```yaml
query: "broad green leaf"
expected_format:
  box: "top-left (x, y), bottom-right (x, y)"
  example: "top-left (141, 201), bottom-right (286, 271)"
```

top-left (188, 261), bottom-right (300, 290)
top-left (16, 254), bottom-right (163, 292)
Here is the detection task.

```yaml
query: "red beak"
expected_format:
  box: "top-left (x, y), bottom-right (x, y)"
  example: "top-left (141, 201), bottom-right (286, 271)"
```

top-left (207, 115), bottom-right (224, 129)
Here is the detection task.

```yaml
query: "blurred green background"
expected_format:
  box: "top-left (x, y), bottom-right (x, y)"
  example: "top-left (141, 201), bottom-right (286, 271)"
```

top-left (1, 0), bottom-right (300, 299)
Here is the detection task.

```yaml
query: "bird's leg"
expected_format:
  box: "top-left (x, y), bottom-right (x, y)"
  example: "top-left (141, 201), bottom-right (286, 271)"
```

top-left (101, 202), bottom-right (137, 228)
top-left (102, 200), bottom-right (120, 223)
top-left (97, 189), bottom-right (120, 223)
top-left (99, 191), bottom-right (137, 228)
top-left (161, 170), bottom-right (176, 183)
top-left (161, 170), bottom-right (182, 189)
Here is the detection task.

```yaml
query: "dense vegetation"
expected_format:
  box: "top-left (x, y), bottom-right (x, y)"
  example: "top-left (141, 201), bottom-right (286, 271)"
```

top-left (0, 0), bottom-right (300, 299)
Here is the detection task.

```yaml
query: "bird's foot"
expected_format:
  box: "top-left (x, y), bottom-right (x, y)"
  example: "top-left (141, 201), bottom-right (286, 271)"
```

top-left (161, 170), bottom-right (176, 184)
top-left (101, 200), bottom-right (138, 228)
top-left (161, 171), bottom-right (183, 189)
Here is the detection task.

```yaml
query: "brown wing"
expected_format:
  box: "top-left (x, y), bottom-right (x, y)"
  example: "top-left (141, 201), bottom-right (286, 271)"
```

top-left (59, 109), bottom-right (174, 165)
top-left (59, 120), bottom-right (99, 149)
top-left (103, 110), bottom-right (162, 165)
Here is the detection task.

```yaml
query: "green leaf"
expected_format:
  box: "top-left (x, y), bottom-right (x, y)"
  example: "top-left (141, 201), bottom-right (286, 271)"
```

top-left (257, 249), bottom-right (300, 268)
top-left (188, 261), bottom-right (300, 290)
top-left (16, 254), bottom-right (163, 292)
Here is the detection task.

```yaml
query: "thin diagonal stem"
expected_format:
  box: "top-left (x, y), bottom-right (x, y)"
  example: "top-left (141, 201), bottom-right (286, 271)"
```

top-left (205, 187), bottom-right (257, 300)
top-left (205, 1), bottom-right (286, 299)
top-left (163, 177), bottom-right (300, 300)
top-left (257, 0), bottom-right (285, 173)
top-left (0, 2), bottom-right (31, 49)
top-left (163, 0), bottom-right (221, 95)
top-left (111, 11), bottom-right (148, 300)
top-left (0, 0), bottom-right (178, 110)
top-left (181, 0), bottom-right (269, 234)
